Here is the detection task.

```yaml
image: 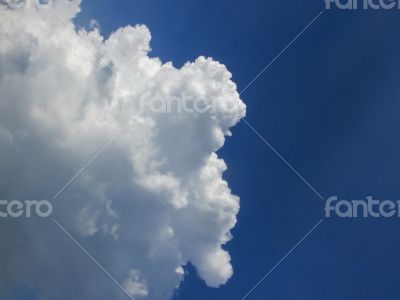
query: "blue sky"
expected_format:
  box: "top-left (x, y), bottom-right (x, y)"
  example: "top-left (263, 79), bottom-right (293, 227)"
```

top-left (73, 1), bottom-right (400, 299)
top-left (3, 0), bottom-right (400, 299)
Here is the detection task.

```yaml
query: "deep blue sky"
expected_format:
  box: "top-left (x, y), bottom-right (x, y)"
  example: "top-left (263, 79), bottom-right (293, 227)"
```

top-left (66, 1), bottom-right (400, 299)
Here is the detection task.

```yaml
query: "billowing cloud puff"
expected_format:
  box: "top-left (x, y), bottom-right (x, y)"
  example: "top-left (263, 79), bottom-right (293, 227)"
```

top-left (0, 1), bottom-right (246, 299)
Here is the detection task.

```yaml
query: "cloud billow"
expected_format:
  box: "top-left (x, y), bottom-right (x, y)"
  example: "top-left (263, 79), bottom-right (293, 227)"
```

top-left (0, 1), bottom-right (246, 299)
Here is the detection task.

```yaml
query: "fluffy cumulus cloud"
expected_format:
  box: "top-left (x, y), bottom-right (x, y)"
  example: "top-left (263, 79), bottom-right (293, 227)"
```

top-left (0, 0), bottom-right (246, 299)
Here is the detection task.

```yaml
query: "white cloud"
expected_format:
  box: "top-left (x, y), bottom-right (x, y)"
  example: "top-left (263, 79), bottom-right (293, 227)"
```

top-left (89, 19), bottom-right (101, 30)
top-left (0, 1), bottom-right (246, 299)
top-left (123, 270), bottom-right (149, 298)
